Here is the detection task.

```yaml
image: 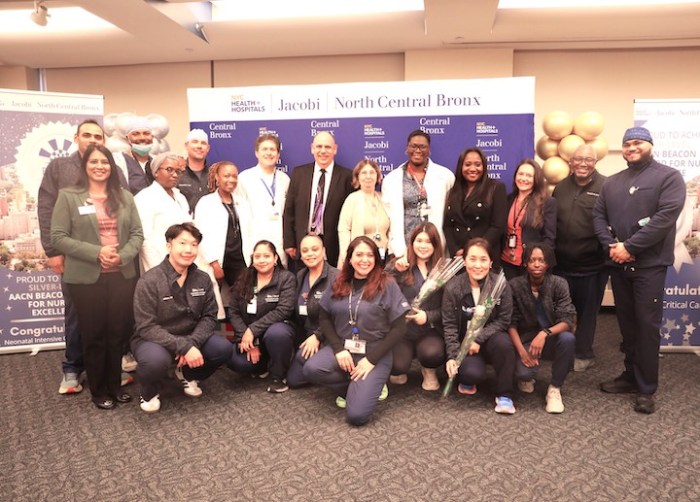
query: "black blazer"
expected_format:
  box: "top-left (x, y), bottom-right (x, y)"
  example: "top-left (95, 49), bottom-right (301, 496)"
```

top-left (283, 163), bottom-right (354, 267)
top-left (504, 192), bottom-right (557, 250)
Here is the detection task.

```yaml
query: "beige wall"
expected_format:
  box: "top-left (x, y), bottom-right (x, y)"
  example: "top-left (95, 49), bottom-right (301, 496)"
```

top-left (514, 47), bottom-right (700, 176)
top-left (9, 46), bottom-right (695, 174)
top-left (0, 66), bottom-right (39, 91)
top-left (45, 62), bottom-right (210, 155)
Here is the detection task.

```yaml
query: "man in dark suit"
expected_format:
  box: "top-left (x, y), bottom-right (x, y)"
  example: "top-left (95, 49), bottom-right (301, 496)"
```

top-left (283, 131), bottom-right (354, 268)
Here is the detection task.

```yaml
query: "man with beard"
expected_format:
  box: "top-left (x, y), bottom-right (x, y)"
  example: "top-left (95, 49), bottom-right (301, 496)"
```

top-left (593, 127), bottom-right (685, 414)
top-left (178, 129), bottom-right (211, 213)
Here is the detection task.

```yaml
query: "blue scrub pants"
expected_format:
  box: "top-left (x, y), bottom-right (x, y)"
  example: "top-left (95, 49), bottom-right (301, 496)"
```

top-left (227, 322), bottom-right (295, 380)
top-left (302, 345), bottom-right (392, 426)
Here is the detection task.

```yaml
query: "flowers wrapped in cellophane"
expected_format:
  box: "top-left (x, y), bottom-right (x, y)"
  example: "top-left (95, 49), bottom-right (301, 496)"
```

top-left (409, 256), bottom-right (464, 314)
top-left (442, 270), bottom-right (508, 398)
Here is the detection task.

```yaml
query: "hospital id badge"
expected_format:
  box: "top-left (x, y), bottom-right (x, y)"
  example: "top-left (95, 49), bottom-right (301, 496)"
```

top-left (507, 233), bottom-right (517, 249)
top-left (270, 210), bottom-right (281, 221)
top-left (247, 298), bottom-right (257, 314)
top-left (419, 202), bottom-right (430, 220)
top-left (344, 338), bottom-right (366, 355)
top-left (298, 304), bottom-right (308, 316)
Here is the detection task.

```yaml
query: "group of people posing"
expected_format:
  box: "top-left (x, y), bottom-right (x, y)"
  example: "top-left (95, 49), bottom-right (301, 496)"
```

top-left (39, 120), bottom-right (685, 422)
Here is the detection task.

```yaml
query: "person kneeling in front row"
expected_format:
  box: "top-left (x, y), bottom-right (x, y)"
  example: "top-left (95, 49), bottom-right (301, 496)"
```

top-left (132, 222), bottom-right (233, 413)
top-left (508, 243), bottom-right (576, 413)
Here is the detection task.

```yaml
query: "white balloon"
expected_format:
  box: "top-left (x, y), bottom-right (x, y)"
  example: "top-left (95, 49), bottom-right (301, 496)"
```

top-left (116, 112), bottom-right (137, 139)
top-left (146, 113), bottom-right (170, 139)
top-left (103, 113), bottom-right (118, 137)
top-left (106, 135), bottom-right (131, 154)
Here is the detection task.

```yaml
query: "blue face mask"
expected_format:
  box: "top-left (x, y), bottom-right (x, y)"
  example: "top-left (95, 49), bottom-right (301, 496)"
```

top-left (131, 143), bottom-right (153, 156)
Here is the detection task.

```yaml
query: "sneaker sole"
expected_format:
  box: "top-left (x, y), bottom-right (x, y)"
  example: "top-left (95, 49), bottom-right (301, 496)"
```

top-left (58, 384), bottom-right (83, 395)
top-left (458, 385), bottom-right (477, 395)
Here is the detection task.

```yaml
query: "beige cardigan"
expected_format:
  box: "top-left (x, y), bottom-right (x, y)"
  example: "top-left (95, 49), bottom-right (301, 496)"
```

top-left (337, 190), bottom-right (390, 264)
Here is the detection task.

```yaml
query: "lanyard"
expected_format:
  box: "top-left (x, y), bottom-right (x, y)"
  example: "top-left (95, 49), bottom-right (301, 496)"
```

top-left (364, 193), bottom-right (382, 241)
top-left (509, 195), bottom-right (529, 233)
top-left (260, 169), bottom-right (277, 206)
top-left (222, 200), bottom-right (239, 236)
top-left (407, 167), bottom-right (427, 200)
top-left (348, 287), bottom-right (364, 338)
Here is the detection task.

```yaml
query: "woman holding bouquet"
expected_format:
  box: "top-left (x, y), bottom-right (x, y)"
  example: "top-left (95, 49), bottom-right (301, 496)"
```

top-left (303, 236), bottom-right (410, 426)
top-left (442, 237), bottom-right (516, 414)
top-left (387, 223), bottom-right (446, 391)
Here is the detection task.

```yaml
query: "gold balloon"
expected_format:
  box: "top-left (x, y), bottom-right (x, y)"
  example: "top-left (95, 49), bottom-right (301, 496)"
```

top-left (536, 135), bottom-right (559, 160)
top-left (558, 134), bottom-right (586, 161)
top-left (543, 156), bottom-right (571, 184)
top-left (587, 137), bottom-right (609, 160)
top-left (573, 111), bottom-right (605, 141)
top-left (542, 111), bottom-right (574, 140)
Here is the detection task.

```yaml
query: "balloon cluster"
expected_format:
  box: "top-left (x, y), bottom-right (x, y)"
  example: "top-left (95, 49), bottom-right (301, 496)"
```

top-left (103, 112), bottom-right (171, 155)
top-left (536, 111), bottom-right (608, 187)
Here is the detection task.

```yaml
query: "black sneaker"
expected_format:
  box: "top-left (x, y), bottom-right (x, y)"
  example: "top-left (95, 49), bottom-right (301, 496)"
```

top-left (267, 378), bottom-right (288, 393)
top-left (599, 373), bottom-right (637, 394)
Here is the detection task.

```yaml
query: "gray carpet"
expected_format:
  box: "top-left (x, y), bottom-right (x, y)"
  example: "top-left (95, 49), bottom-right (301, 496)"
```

top-left (2, 311), bottom-right (700, 501)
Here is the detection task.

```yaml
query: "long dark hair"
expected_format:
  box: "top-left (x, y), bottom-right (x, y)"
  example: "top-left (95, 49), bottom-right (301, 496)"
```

top-left (333, 236), bottom-right (387, 301)
top-left (77, 144), bottom-right (123, 217)
top-left (511, 159), bottom-right (548, 229)
top-left (400, 222), bottom-right (443, 287)
top-left (235, 240), bottom-right (284, 303)
top-left (448, 147), bottom-right (495, 207)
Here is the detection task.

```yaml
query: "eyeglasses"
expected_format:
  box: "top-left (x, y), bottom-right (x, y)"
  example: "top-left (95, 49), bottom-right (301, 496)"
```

top-left (159, 166), bottom-right (185, 176)
top-left (408, 144), bottom-right (429, 151)
top-left (571, 156), bottom-right (597, 164)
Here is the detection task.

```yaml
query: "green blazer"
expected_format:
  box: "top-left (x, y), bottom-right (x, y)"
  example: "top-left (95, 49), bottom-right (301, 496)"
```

top-left (51, 187), bottom-right (144, 284)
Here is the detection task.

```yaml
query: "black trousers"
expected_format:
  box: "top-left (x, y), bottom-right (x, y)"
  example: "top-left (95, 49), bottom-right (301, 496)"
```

top-left (608, 265), bottom-right (667, 395)
top-left (68, 274), bottom-right (136, 400)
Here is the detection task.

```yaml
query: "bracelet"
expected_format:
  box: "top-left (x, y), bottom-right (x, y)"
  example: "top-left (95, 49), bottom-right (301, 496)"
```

top-left (543, 328), bottom-right (553, 337)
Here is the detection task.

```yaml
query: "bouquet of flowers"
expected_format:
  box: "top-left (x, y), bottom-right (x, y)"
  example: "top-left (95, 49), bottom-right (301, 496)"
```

top-left (442, 270), bottom-right (508, 398)
top-left (410, 256), bottom-right (464, 313)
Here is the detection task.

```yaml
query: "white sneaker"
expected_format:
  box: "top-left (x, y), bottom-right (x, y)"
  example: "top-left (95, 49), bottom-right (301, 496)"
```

top-left (420, 367), bottom-right (440, 391)
top-left (518, 379), bottom-right (535, 394)
top-left (573, 358), bottom-right (595, 372)
top-left (546, 385), bottom-right (564, 414)
top-left (174, 367), bottom-right (203, 398)
top-left (140, 394), bottom-right (161, 413)
top-left (122, 353), bottom-right (138, 372)
top-left (389, 374), bottom-right (408, 385)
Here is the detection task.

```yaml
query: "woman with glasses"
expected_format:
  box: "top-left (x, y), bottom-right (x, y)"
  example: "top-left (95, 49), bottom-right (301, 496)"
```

top-left (337, 159), bottom-right (391, 264)
top-left (500, 159), bottom-right (556, 280)
top-left (134, 152), bottom-right (192, 273)
top-left (444, 147), bottom-right (507, 265)
top-left (51, 145), bottom-right (143, 410)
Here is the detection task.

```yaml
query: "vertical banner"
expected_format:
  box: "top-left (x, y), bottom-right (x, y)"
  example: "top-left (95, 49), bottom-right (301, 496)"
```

top-left (634, 99), bottom-right (700, 351)
top-left (187, 77), bottom-right (535, 183)
top-left (0, 89), bottom-right (103, 354)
